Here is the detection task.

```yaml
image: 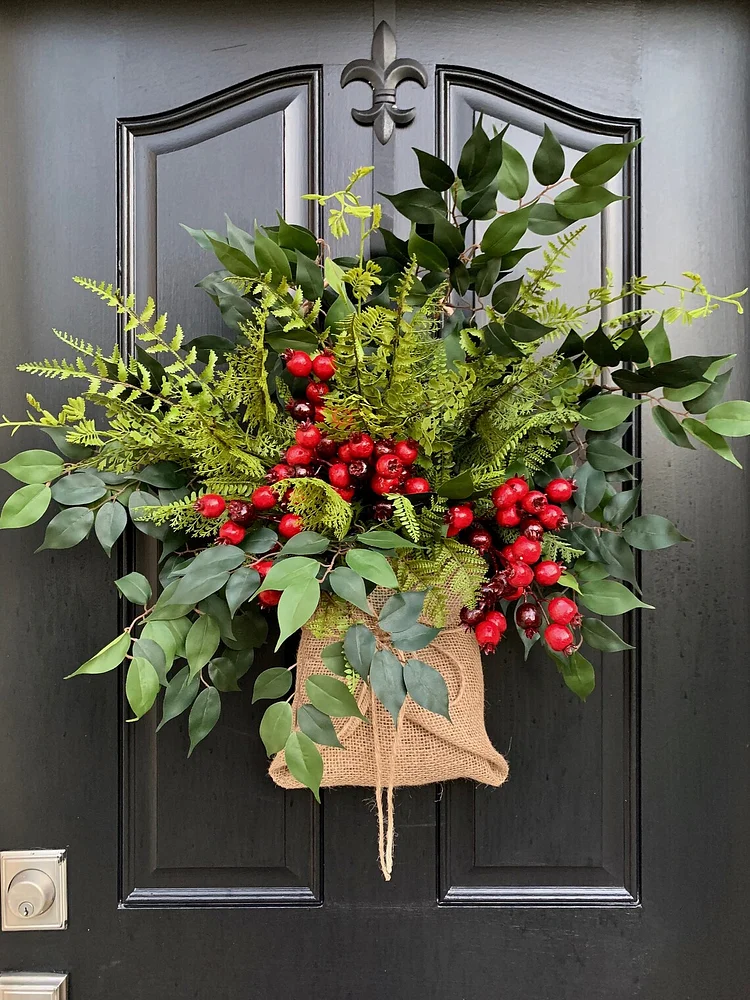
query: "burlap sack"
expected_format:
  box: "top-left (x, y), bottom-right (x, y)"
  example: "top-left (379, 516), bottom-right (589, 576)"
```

top-left (269, 589), bottom-right (509, 877)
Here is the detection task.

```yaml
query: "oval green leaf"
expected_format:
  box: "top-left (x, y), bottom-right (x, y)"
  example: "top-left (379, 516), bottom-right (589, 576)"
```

top-left (404, 658), bottom-right (450, 719)
top-left (188, 687), bottom-right (221, 756)
top-left (284, 730), bottom-right (324, 802)
top-left (297, 704), bottom-right (342, 748)
top-left (259, 701), bottom-right (293, 755)
top-left (126, 657), bottom-right (160, 720)
top-left (0, 449), bottom-right (64, 484)
top-left (578, 580), bottom-right (654, 616)
top-left (252, 667), bottom-right (293, 703)
top-left (0, 483), bottom-right (51, 529)
top-left (36, 506), bottom-right (93, 551)
top-left (306, 674), bottom-right (366, 719)
top-left (115, 571), bottom-right (152, 604)
top-left (66, 630), bottom-right (131, 677)
top-left (345, 549), bottom-right (397, 588)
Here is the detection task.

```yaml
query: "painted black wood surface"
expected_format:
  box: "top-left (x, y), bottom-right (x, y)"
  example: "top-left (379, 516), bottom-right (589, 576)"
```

top-left (0, 2), bottom-right (748, 997)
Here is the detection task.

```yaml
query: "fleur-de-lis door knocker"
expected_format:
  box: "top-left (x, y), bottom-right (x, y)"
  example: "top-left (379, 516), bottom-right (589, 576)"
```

top-left (341, 21), bottom-right (428, 145)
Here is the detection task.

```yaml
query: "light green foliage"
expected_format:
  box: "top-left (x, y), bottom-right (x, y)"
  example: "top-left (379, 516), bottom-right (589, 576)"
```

top-left (394, 539), bottom-right (488, 626)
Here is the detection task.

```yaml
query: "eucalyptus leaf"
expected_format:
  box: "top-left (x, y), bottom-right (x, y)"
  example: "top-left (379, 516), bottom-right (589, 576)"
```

top-left (329, 567), bottom-right (371, 614)
top-left (379, 591), bottom-right (426, 633)
top-left (297, 704), bottom-right (342, 748)
top-left (94, 501), bottom-right (128, 556)
top-left (225, 566), bottom-right (260, 617)
top-left (369, 649), bottom-right (407, 726)
top-left (260, 556), bottom-right (320, 592)
top-left (404, 658), bottom-right (450, 719)
top-left (389, 623), bottom-right (441, 652)
top-left (343, 623), bottom-right (376, 679)
top-left (321, 641), bottom-right (347, 677)
top-left (36, 506), bottom-right (94, 551)
top-left (51, 471), bottom-right (107, 506)
top-left (185, 614), bottom-right (221, 676)
top-left (275, 578), bottom-right (320, 649)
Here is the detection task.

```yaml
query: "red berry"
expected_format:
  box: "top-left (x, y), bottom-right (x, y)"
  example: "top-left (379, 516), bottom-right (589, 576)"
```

top-left (266, 463), bottom-right (293, 483)
top-left (535, 561), bottom-right (563, 586)
top-left (460, 606), bottom-right (485, 628)
top-left (375, 453), bottom-right (403, 477)
top-left (288, 399), bottom-right (315, 422)
top-left (278, 513), bottom-right (303, 538)
top-left (491, 484), bottom-right (516, 509)
top-left (548, 596), bottom-right (580, 626)
top-left (546, 477), bottom-right (576, 504)
top-left (374, 439), bottom-right (397, 458)
top-left (255, 560), bottom-right (274, 578)
top-left (495, 505), bottom-right (521, 528)
top-left (311, 353), bottom-right (336, 381)
top-left (218, 521), bottom-right (246, 545)
top-left (295, 422), bottom-right (322, 448)
top-left (258, 589), bottom-right (282, 607)
top-left (447, 504), bottom-right (474, 536)
top-left (349, 432), bottom-right (375, 459)
top-left (328, 462), bottom-right (351, 488)
top-left (293, 465), bottom-right (314, 478)
top-left (317, 436), bottom-right (338, 459)
top-left (544, 623), bottom-right (574, 655)
top-left (500, 543), bottom-right (519, 562)
top-left (505, 476), bottom-right (530, 501)
top-left (511, 536), bottom-right (542, 564)
top-left (475, 619), bottom-right (502, 653)
top-left (333, 486), bottom-right (356, 502)
top-left (403, 477), bottom-right (430, 494)
top-left (508, 561), bottom-right (534, 588)
top-left (348, 459), bottom-right (370, 480)
top-left (466, 527), bottom-right (492, 553)
top-left (314, 406), bottom-right (327, 423)
top-left (251, 485), bottom-right (277, 510)
top-left (285, 350), bottom-right (313, 377)
top-left (194, 493), bottom-right (226, 518)
top-left (521, 490), bottom-right (548, 514)
top-left (516, 602), bottom-right (542, 632)
top-left (337, 443), bottom-right (354, 462)
top-left (227, 500), bottom-right (254, 526)
top-left (371, 475), bottom-right (398, 495)
top-left (285, 444), bottom-right (314, 466)
top-left (373, 501), bottom-right (394, 520)
top-left (305, 381), bottom-right (329, 403)
top-left (484, 610), bottom-right (507, 633)
top-left (502, 585), bottom-right (525, 601)
top-left (394, 439), bottom-right (419, 465)
top-left (538, 504), bottom-right (566, 530)
top-left (522, 519), bottom-right (544, 542)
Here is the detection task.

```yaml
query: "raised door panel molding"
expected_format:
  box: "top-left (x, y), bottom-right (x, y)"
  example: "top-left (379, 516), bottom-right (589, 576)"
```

top-left (435, 67), bottom-right (640, 907)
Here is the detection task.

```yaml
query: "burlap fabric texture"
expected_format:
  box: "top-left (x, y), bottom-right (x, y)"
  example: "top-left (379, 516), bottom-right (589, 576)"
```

top-left (269, 588), bottom-right (509, 878)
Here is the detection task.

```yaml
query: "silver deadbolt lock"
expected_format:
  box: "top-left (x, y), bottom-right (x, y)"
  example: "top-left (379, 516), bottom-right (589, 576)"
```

top-left (7, 869), bottom-right (56, 918)
top-left (1, 850), bottom-right (67, 931)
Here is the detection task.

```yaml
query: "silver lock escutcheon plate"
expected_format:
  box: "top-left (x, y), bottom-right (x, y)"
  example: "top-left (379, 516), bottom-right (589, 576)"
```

top-left (1, 851), bottom-right (67, 931)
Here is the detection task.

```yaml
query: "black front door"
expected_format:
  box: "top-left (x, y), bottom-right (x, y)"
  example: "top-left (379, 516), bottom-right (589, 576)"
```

top-left (1, 2), bottom-right (748, 997)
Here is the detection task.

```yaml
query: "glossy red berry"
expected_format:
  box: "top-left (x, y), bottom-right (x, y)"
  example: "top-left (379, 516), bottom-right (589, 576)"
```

top-left (374, 438), bottom-right (397, 458)
top-left (545, 478), bottom-right (576, 504)
top-left (505, 476), bottom-right (530, 501)
top-left (258, 589), bottom-right (282, 607)
top-left (403, 477), bottom-right (430, 494)
top-left (521, 490), bottom-right (548, 514)
top-left (508, 561), bottom-right (534, 589)
top-left (500, 543), bottom-right (519, 563)
top-left (218, 520), bottom-right (246, 545)
top-left (337, 443), bottom-right (354, 462)
top-left (460, 606), bottom-right (485, 628)
top-left (285, 444), bottom-right (314, 466)
top-left (266, 463), bottom-right (293, 483)
top-left (314, 405), bottom-right (327, 423)
top-left (394, 439), bottom-right (419, 465)
top-left (348, 459), bottom-right (370, 480)
top-left (484, 610), bottom-right (508, 633)
top-left (491, 483), bottom-right (516, 509)
top-left (371, 475), bottom-right (398, 495)
top-left (255, 560), bottom-right (274, 579)
top-left (475, 619), bottom-right (502, 653)
top-left (227, 500), bottom-right (254, 526)
top-left (251, 485), bottom-right (277, 510)
top-left (511, 536), bottom-right (542, 564)
top-left (311, 353), bottom-right (336, 381)
top-left (502, 585), bottom-right (526, 601)
top-left (349, 432), bottom-right (375, 459)
top-left (515, 602), bottom-right (542, 633)
top-left (278, 513), bottom-right (304, 538)
top-left (447, 505), bottom-right (474, 536)
top-left (535, 561), bottom-right (563, 586)
top-left (522, 519), bottom-right (544, 542)
top-left (284, 350), bottom-right (313, 377)
top-left (538, 504), bottom-right (566, 530)
top-left (328, 463), bottom-right (351, 488)
top-left (548, 596), bottom-right (580, 626)
top-left (305, 381), bottom-right (329, 403)
top-left (317, 436), bottom-right (338, 459)
top-left (293, 465), bottom-right (314, 478)
top-left (295, 422), bottom-right (322, 448)
top-left (288, 399), bottom-right (315, 422)
top-left (495, 505), bottom-right (521, 528)
top-left (466, 527), bottom-right (492, 553)
top-left (544, 623), bottom-right (574, 655)
top-left (194, 493), bottom-right (226, 518)
top-left (375, 453), bottom-right (403, 477)
top-left (373, 501), bottom-right (394, 520)
top-left (333, 486), bottom-right (355, 502)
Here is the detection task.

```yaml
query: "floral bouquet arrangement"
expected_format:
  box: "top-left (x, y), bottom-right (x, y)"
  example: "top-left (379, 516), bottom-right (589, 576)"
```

top-left (1, 122), bottom-right (746, 877)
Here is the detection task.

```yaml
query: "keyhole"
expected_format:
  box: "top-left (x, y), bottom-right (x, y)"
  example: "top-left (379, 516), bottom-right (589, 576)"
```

top-left (19, 901), bottom-right (34, 917)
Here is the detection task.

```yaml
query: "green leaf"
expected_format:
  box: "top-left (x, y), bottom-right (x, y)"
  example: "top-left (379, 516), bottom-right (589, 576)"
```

top-left (403, 658), bottom-right (450, 719)
top-left (504, 312), bottom-right (553, 343)
top-left (136, 462), bottom-right (188, 489)
top-left (222, 608), bottom-right (268, 650)
top-left (225, 566), bottom-right (260, 617)
top-left (343, 623), bottom-right (376, 679)
top-left (132, 637), bottom-right (167, 685)
top-left (208, 654), bottom-right (252, 692)
top-left (0, 483), bottom-right (51, 529)
top-left (115, 571), bottom-right (152, 605)
top-left (127, 490), bottom-right (167, 539)
top-left (185, 614), bottom-right (221, 677)
top-left (704, 400), bottom-right (750, 437)
top-left (596, 532), bottom-right (637, 586)
top-left (413, 148), bottom-right (455, 190)
top-left (157, 665), bottom-right (200, 731)
top-left (357, 529), bottom-right (418, 549)
top-left (50, 472), bottom-right (106, 506)
top-left (260, 701), bottom-right (293, 755)
top-left (141, 618), bottom-right (185, 673)
top-left (408, 229), bottom-right (449, 272)
top-left (0, 449), bottom-right (64, 485)
top-left (254, 233), bottom-right (292, 282)
top-left (188, 687), bottom-right (221, 756)
top-left (241, 526), bottom-right (278, 554)
top-left (581, 617), bottom-right (634, 652)
top-left (457, 122), bottom-right (502, 190)
top-left (345, 549), bottom-right (397, 588)
top-left (587, 439), bottom-right (637, 472)
top-left (574, 462), bottom-right (607, 514)
top-left (275, 578), bottom-right (320, 649)
top-left (555, 185), bottom-right (623, 220)
top-left (370, 649), bottom-right (407, 726)
top-left (329, 567), bottom-right (371, 615)
top-left (324, 257), bottom-right (348, 299)
top-left (206, 235), bottom-right (257, 278)
top-left (622, 514), bottom-right (689, 550)
top-left (94, 501), bottom-right (127, 556)
top-left (126, 657), bottom-right (160, 720)
top-left (431, 215), bottom-right (465, 260)
top-left (280, 531), bottom-right (330, 555)
top-left (284, 730), bottom-right (324, 802)
top-left (252, 667), bottom-right (293, 703)
top-left (484, 323), bottom-right (524, 359)
top-left (41, 426), bottom-right (93, 462)
top-left (481, 206), bottom-right (530, 258)
top-left (66, 630), bottom-right (131, 677)
top-left (497, 140), bottom-right (529, 199)
top-left (682, 417), bottom-right (742, 468)
top-left (559, 651), bottom-right (596, 701)
top-left (306, 674), bottom-right (366, 719)
top-left (617, 327), bottom-right (649, 365)
top-left (491, 277), bottom-right (523, 313)
top-left (260, 556), bottom-right (320, 591)
top-left (276, 215), bottom-right (318, 258)
top-left (224, 215), bottom-right (255, 256)
top-left (527, 203), bottom-right (570, 235)
top-left (578, 580), bottom-right (654, 616)
top-left (650, 405), bottom-right (693, 449)
top-left (295, 252), bottom-right (324, 300)
top-left (148, 580), bottom-right (195, 620)
top-left (613, 355), bottom-right (732, 393)
top-left (602, 484), bottom-right (641, 525)
top-left (581, 394), bottom-right (641, 431)
top-left (532, 125), bottom-right (565, 184)
top-left (390, 623), bottom-right (441, 652)
top-left (297, 704), bottom-right (342, 748)
top-left (321, 641), bottom-right (347, 676)
top-left (436, 469), bottom-right (474, 499)
top-left (379, 188), bottom-right (446, 224)
top-left (643, 314), bottom-right (671, 364)
top-left (583, 323), bottom-right (620, 366)
top-left (684, 369), bottom-right (733, 415)
top-left (379, 591), bottom-right (426, 633)
top-left (170, 545), bottom-right (246, 606)
top-left (571, 138), bottom-right (641, 186)
top-left (36, 506), bottom-right (93, 551)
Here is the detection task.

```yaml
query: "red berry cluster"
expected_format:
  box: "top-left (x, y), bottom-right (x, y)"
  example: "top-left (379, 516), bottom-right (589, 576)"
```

top-left (193, 486), bottom-right (303, 548)
top-left (283, 349), bottom-right (336, 424)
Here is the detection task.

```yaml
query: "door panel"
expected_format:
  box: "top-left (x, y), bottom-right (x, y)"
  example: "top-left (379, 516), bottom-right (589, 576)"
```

top-left (1, 2), bottom-right (749, 998)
